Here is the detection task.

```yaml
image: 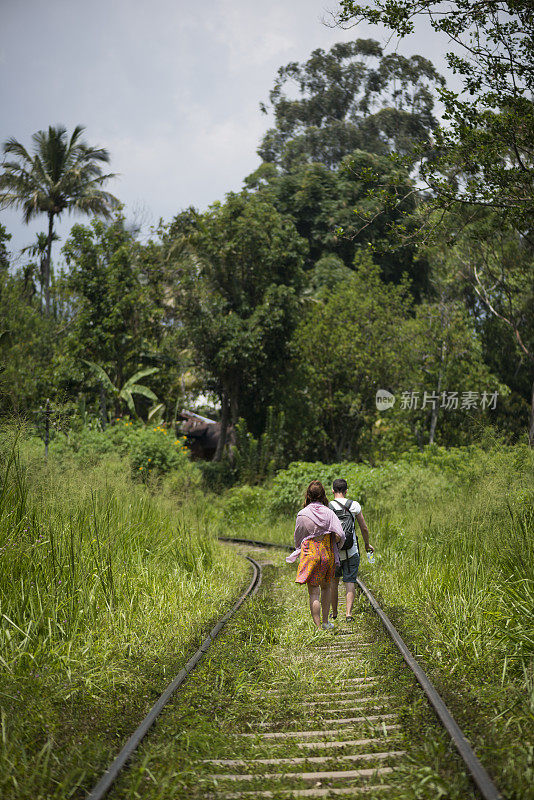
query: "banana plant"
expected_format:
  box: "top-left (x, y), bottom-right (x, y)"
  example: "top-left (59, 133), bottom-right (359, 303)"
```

top-left (147, 403), bottom-right (166, 424)
top-left (84, 361), bottom-right (159, 418)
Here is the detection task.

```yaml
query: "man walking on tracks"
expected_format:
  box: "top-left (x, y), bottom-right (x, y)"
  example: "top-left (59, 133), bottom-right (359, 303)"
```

top-left (329, 478), bottom-right (374, 622)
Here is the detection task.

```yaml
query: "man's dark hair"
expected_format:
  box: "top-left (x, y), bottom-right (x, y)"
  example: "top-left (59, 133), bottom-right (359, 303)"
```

top-left (332, 478), bottom-right (348, 494)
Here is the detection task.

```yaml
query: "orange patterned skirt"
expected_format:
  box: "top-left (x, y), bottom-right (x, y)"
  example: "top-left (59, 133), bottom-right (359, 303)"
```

top-left (295, 534), bottom-right (335, 586)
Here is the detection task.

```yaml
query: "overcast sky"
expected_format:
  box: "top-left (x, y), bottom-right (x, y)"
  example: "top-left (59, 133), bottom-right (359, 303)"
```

top-left (1, 0), bottom-right (455, 258)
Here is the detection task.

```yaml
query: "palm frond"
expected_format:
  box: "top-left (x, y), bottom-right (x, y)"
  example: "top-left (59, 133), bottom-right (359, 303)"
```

top-left (79, 144), bottom-right (111, 164)
top-left (67, 125), bottom-right (86, 153)
top-left (121, 389), bottom-right (137, 417)
top-left (0, 191), bottom-right (23, 210)
top-left (83, 360), bottom-right (116, 393)
top-left (127, 384), bottom-right (158, 403)
top-left (122, 367), bottom-right (159, 391)
top-left (79, 172), bottom-right (119, 187)
top-left (0, 163), bottom-right (41, 193)
top-left (65, 127), bottom-right (89, 172)
top-left (32, 126), bottom-right (66, 154)
top-left (147, 403), bottom-right (166, 422)
top-left (69, 193), bottom-right (119, 217)
top-left (31, 153), bottom-right (52, 189)
top-left (2, 138), bottom-right (33, 163)
top-left (21, 231), bottom-right (59, 256)
top-left (23, 193), bottom-right (53, 222)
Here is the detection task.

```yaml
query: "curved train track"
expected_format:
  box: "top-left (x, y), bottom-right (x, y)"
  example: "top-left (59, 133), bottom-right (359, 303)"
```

top-left (87, 537), bottom-right (502, 800)
top-left (87, 554), bottom-right (262, 800)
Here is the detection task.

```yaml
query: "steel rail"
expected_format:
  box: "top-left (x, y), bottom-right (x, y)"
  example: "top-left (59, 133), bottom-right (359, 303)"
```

top-left (86, 555), bottom-right (262, 800)
top-left (219, 535), bottom-right (290, 550)
top-left (221, 536), bottom-right (503, 800)
top-left (355, 576), bottom-right (502, 800)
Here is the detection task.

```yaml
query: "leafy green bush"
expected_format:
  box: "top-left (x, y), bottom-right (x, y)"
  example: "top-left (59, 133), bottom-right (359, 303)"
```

top-left (129, 424), bottom-right (189, 479)
top-left (218, 484), bottom-right (270, 526)
top-left (266, 458), bottom-right (395, 515)
top-left (198, 459), bottom-right (236, 492)
top-left (47, 420), bottom-right (201, 486)
top-left (49, 419), bottom-right (141, 462)
top-left (267, 444), bottom-right (498, 516)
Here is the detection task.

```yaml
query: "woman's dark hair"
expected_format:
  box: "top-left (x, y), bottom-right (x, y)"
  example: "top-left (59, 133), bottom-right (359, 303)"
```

top-left (304, 480), bottom-right (329, 507)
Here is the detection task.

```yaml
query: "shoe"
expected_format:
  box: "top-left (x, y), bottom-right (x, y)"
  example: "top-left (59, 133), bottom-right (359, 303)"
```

top-left (345, 615), bottom-right (354, 622)
top-left (321, 622), bottom-right (335, 631)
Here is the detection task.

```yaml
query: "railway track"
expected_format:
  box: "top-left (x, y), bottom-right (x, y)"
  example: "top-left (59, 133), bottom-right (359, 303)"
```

top-left (89, 538), bottom-right (503, 800)
top-left (202, 622), bottom-right (404, 798)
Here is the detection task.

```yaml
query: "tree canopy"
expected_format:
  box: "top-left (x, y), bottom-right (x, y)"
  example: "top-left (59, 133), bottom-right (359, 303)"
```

top-left (336, 2), bottom-right (534, 231)
top-left (246, 150), bottom-right (430, 296)
top-left (166, 192), bottom-right (307, 455)
top-left (258, 39), bottom-right (444, 170)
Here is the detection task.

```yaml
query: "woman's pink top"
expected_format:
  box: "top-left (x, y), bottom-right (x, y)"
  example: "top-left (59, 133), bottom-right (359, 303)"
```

top-left (286, 502), bottom-right (345, 566)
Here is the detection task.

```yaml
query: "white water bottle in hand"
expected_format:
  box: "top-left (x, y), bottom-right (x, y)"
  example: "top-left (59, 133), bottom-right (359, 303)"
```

top-left (367, 550), bottom-right (375, 564)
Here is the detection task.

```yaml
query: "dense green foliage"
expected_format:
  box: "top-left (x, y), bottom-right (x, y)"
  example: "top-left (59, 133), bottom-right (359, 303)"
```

top-left (0, 268), bottom-right (57, 413)
top-left (1, 34), bottom-right (532, 455)
top-left (337, 2), bottom-right (534, 230)
top-left (266, 442), bottom-right (529, 515)
top-left (288, 259), bottom-right (411, 459)
top-left (258, 39), bottom-right (444, 170)
top-left (331, 5), bottom-right (534, 446)
top-left (233, 407), bottom-right (285, 484)
top-left (62, 218), bottom-right (161, 393)
top-left (245, 151), bottom-right (431, 295)
top-left (45, 419), bottom-right (200, 486)
top-left (165, 193), bottom-right (306, 449)
top-left (0, 223), bottom-right (10, 270)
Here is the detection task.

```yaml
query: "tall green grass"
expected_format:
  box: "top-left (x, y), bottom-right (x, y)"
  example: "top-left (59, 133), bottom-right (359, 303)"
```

top-left (360, 445), bottom-right (534, 797)
top-left (218, 445), bottom-right (534, 797)
top-left (223, 448), bottom-right (534, 686)
top-left (0, 427), bottom-right (247, 799)
top-left (361, 446), bottom-right (534, 679)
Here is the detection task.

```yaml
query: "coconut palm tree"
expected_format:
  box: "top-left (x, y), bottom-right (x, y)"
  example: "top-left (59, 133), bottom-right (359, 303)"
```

top-left (21, 231), bottom-right (59, 305)
top-left (0, 125), bottom-right (118, 314)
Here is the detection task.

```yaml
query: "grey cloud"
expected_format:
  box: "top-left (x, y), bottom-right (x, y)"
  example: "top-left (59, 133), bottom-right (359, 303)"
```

top-left (1, 0), bottom-right (455, 256)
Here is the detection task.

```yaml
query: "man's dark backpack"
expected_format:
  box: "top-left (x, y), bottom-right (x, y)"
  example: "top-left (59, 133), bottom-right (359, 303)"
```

top-left (329, 499), bottom-right (358, 553)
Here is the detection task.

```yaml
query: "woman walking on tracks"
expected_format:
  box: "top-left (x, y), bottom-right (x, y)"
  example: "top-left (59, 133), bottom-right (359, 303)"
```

top-left (287, 480), bottom-right (345, 630)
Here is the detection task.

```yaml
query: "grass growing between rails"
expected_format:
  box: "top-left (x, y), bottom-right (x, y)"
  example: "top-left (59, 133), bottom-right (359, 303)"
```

top-left (217, 445), bottom-right (534, 798)
top-left (0, 429), bottom-right (248, 800)
top-left (107, 547), bottom-right (478, 800)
